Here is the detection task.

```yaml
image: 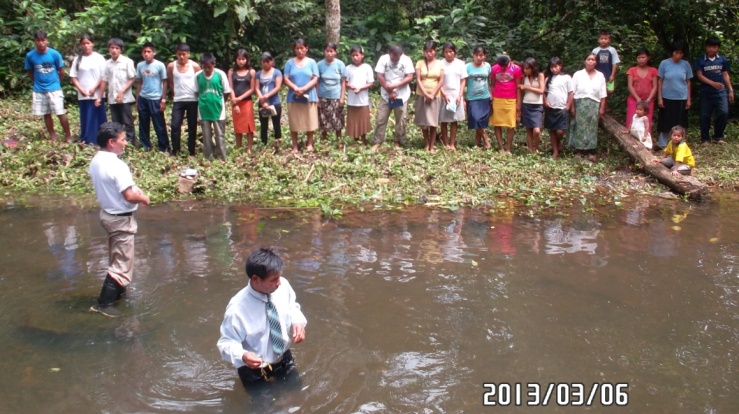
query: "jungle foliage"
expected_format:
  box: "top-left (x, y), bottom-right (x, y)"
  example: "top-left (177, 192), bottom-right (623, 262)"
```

top-left (2, 0), bottom-right (738, 96)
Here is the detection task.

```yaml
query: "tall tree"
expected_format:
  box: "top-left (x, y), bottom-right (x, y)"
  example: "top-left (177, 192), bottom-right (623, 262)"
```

top-left (326, 0), bottom-right (340, 44)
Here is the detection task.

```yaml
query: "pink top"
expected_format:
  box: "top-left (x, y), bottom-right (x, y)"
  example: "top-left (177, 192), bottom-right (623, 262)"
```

top-left (626, 66), bottom-right (658, 100)
top-left (490, 63), bottom-right (522, 99)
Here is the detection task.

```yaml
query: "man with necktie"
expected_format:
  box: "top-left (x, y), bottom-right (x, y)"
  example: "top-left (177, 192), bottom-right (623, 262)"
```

top-left (217, 248), bottom-right (307, 385)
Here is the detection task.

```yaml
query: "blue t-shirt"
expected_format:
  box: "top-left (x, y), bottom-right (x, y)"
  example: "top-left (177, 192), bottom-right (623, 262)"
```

top-left (658, 59), bottom-right (693, 100)
top-left (317, 59), bottom-right (346, 99)
top-left (284, 58), bottom-right (319, 103)
top-left (592, 46), bottom-right (620, 81)
top-left (24, 48), bottom-right (64, 93)
top-left (465, 62), bottom-right (491, 101)
top-left (695, 54), bottom-right (731, 95)
top-left (256, 68), bottom-right (282, 106)
top-left (136, 59), bottom-right (167, 100)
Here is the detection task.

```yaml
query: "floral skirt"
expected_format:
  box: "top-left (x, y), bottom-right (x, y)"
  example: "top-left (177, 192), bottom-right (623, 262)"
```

top-left (318, 98), bottom-right (345, 132)
top-left (568, 98), bottom-right (599, 150)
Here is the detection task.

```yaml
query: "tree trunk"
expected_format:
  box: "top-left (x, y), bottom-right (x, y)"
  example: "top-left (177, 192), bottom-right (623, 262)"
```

top-left (600, 115), bottom-right (709, 200)
top-left (325, 0), bottom-right (340, 45)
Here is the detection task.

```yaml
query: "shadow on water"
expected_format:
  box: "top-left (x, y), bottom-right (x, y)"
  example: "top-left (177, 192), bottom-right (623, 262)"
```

top-left (0, 194), bottom-right (738, 413)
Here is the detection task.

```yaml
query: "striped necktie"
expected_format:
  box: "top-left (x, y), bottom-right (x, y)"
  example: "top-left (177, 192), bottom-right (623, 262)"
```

top-left (267, 295), bottom-right (286, 355)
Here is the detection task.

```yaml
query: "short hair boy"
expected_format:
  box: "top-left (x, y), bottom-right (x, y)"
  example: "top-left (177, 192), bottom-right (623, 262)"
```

top-left (167, 43), bottom-right (201, 156)
top-left (135, 41), bottom-right (170, 151)
top-left (695, 36), bottom-right (734, 145)
top-left (96, 38), bottom-right (137, 144)
top-left (592, 29), bottom-right (620, 93)
top-left (195, 53), bottom-right (232, 159)
top-left (24, 29), bottom-right (72, 141)
top-left (217, 248), bottom-right (307, 385)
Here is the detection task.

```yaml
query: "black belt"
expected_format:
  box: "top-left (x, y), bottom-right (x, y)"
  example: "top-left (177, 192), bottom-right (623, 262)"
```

top-left (108, 211), bottom-right (133, 217)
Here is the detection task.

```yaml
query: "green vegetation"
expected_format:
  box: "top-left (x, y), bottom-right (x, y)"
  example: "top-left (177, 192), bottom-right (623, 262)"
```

top-left (2, 97), bottom-right (737, 215)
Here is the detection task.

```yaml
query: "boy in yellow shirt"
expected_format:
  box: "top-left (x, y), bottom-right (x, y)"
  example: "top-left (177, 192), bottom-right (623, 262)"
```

top-left (654, 125), bottom-right (694, 176)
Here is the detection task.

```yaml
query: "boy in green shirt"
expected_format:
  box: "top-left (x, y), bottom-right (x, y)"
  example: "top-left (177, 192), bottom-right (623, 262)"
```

top-left (195, 53), bottom-right (232, 160)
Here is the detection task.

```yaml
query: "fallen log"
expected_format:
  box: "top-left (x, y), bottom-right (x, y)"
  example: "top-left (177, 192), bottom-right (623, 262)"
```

top-left (600, 114), bottom-right (710, 200)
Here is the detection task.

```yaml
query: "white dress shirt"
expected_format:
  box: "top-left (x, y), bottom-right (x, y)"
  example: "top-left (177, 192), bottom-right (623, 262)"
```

top-left (88, 151), bottom-right (138, 214)
top-left (218, 277), bottom-right (307, 368)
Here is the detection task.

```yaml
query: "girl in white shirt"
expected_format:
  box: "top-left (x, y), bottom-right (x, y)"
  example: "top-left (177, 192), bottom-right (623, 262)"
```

top-left (629, 101), bottom-right (653, 149)
top-left (344, 46), bottom-right (374, 147)
top-left (70, 34), bottom-right (107, 145)
top-left (543, 57), bottom-right (573, 159)
top-left (439, 42), bottom-right (467, 150)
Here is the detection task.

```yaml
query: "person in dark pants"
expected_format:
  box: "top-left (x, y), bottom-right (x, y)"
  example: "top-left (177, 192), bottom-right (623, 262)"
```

top-left (135, 42), bottom-right (169, 152)
top-left (167, 43), bottom-right (201, 156)
top-left (88, 122), bottom-right (150, 317)
top-left (217, 248), bottom-right (307, 386)
top-left (96, 38), bottom-right (136, 145)
top-left (695, 37), bottom-right (734, 146)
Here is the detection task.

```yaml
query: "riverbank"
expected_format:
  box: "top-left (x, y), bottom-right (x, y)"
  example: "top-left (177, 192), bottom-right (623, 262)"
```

top-left (1, 96), bottom-right (737, 214)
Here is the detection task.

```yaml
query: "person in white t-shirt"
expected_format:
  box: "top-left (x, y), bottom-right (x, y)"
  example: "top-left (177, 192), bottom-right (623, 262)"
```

top-left (439, 42), bottom-right (467, 150)
top-left (344, 46), bottom-right (375, 147)
top-left (69, 34), bottom-right (107, 145)
top-left (372, 45), bottom-right (415, 151)
top-left (88, 122), bottom-right (150, 317)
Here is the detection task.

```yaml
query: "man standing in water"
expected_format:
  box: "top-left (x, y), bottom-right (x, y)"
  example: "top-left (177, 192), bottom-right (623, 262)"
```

top-left (218, 248), bottom-right (307, 385)
top-left (88, 122), bottom-right (150, 317)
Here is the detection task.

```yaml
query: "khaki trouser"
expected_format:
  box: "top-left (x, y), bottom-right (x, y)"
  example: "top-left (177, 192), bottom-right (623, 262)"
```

top-left (100, 211), bottom-right (138, 287)
top-left (373, 98), bottom-right (408, 145)
top-left (202, 120), bottom-right (227, 160)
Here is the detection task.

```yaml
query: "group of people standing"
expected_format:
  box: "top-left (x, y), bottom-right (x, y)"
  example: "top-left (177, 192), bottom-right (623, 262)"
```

top-left (25, 29), bottom-right (733, 162)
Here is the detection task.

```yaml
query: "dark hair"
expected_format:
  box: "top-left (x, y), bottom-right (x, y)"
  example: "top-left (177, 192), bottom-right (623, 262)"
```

top-left (200, 52), bottom-right (216, 65)
top-left (423, 40), bottom-right (436, 53)
top-left (175, 43), bottom-right (190, 53)
top-left (705, 37), bottom-right (721, 47)
top-left (599, 29), bottom-right (611, 37)
top-left (523, 57), bottom-right (539, 78)
top-left (293, 38), bottom-right (308, 49)
top-left (246, 248), bottom-right (284, 280)
top-left (33, 30), bottom-right (47, 40)
top-left (108, 38), bottom-right (125, 49)
top-left (636, 101), bottom-right (649, 111)
top-left (472, 45), bottom-right (486, 55)
top-left (349, 45), bottom-right (364, 63)
top-left (97, 122), bottom-right (125, 148)
top-left (670, 125), bottom-right (686, 138)
top-left (495, 54), bottom-right (510, 67)
top-left (75, 34), bottom-right (94, 72)
top-left (234, 49), bottom-right (251, 70)
top-left (635, 47), bottom-right (650, 58)
top-left (584, 52), bottom-right (597, 61)
top-left (260, 51), bottom-right (273, 62)
top-left (671, 41), bottom-right (685, 54)
top-left (441, 42), bottom-right (457, 55)
top-left (388, 45), bottom-right (403, 55)
top-left (545, 56), bottom-right (564, 91)
top-left (141, 41), bottom-right (156, 52)
top-left (324, 42), bottom-right (338, 52)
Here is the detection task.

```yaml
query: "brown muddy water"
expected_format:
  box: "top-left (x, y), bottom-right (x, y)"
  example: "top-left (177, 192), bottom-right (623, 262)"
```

top-left (0, 195), bottom-right (738, 413)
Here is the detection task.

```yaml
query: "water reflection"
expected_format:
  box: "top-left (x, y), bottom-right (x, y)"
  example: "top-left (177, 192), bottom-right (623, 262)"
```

top-left (0, 195), bottom-right (738, 413)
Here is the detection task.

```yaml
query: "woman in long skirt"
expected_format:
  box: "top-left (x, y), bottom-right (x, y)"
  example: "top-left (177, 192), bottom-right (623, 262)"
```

top-left (569, 53), bottom-right (607, 157)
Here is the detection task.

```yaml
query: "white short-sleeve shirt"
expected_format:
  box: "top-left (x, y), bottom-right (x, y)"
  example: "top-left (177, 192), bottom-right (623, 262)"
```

top-left (69, 52), bottom-right (107, 100)
top-left (345, 63), bottom-right (374, 107)
top-left (88, 151), bottom-right (138, 214)
top-left (374, 53), bottom-right (415, 102)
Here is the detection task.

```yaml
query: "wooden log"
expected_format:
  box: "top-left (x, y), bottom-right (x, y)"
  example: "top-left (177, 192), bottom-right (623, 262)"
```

top-left (600, 114), bottom-right (710, 200)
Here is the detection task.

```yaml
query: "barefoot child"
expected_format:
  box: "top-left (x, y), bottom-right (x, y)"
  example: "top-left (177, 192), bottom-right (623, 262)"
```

top-left (629, 101), bottom-right (652, 149)
top-left (653, 125), bottom-right (694, 176)
top-left (256, 52), bottom-right (283, 150)
top-left (317, 42), bottom-right (347, 147)
top-left (228, 49), bottom-right (257, 155)
top-left (439, 42), bottom-right (467, 150)
top-left (344, 46), bottom-right (374, 146)
top-left (465, 46), bottom-right (492, 149)
top-left (195, 53), bottom-right (232, 160)
top-left (543, 57), bottom-right (573, 159)
top-left (519, 57), bottom-right (545, 153)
